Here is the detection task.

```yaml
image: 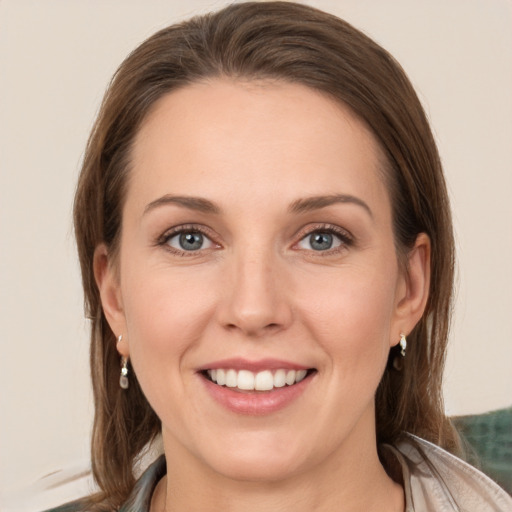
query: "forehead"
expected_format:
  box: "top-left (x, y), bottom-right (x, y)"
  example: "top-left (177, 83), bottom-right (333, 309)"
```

top-left (128, 79), bottom-right (389, 215)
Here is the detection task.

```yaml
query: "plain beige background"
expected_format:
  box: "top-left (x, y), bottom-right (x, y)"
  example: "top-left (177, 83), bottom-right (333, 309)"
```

top-left (1, 0), bottom-right (511, 509)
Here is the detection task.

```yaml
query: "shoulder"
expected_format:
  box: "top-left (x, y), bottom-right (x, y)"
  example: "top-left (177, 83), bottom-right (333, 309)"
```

top-left (387, 434), bottom-right (512, 512)
top-left (39, 455), bottom-right (166, 512)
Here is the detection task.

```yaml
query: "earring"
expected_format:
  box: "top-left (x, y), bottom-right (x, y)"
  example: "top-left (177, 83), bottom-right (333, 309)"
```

top-left (399, 333), bottom-right (407, 357)
top-left (392, 333), bottom-right (407, 371)
top-left (117, 335), bottom-right (129, 390)
top-left (120, 356), bottom-right (129, 389)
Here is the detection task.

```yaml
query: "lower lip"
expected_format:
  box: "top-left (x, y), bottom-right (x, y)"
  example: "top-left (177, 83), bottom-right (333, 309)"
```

top-left (200, 373), bottom-right (314, 416)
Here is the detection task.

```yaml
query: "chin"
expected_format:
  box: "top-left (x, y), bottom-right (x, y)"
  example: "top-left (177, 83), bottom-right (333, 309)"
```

top-left (198, 434), bottom-right (310, 483)
top-left (212, 455), bottom-right (304, 483)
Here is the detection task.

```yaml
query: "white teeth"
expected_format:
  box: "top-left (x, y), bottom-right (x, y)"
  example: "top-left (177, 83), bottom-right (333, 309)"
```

top-left (296, 369), bottom-right (307, 383)
top-left (255, 370), bottom-right (273, 391)
top-left (285, 370), bottom-right (296, 385)
top-left (237, 370), bottom-right (255, 390)
top-left (216, 369), bottom-right (226, 386)
top-left (206, 368), bottom-right (311, 391)
top-left (273, 369), bottom-right (286, 388)
top-left (226, 369), bottom-right (237, 388)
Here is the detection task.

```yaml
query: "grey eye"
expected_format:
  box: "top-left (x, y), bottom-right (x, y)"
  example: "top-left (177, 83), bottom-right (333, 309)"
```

top-left (298, 231), bottom-right (342, 251)
top-left (310, 233), bottom-right (333, 250)
top-left (167, 231), bottom-right (213, 251)
top-left (180, 232), bottom-right (203, 250)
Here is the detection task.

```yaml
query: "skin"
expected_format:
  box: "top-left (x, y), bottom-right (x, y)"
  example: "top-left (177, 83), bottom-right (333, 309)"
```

top-left (95, 79), bottom-right (430, 511)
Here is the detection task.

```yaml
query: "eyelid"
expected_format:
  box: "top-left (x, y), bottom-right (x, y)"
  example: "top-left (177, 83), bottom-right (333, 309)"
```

top-left (156, 224), bottom-right (221, 254)
top-left (292, 223), bottom-right (354, 251)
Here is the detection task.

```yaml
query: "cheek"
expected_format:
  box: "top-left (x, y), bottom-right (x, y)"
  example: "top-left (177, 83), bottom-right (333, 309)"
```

top-left (297, 263), bottom-right (397, 374)
top-left (119, 264), bottom-right (223, 428)
top-left (120, 263), bottom-right (218, 375)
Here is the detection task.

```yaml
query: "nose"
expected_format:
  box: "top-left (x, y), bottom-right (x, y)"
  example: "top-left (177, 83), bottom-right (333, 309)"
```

top-left (218, 248), bottom-right (293, 337)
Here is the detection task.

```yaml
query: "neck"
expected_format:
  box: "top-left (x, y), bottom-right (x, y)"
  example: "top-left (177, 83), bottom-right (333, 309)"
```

top-left (152, 423), bottom-right (404, 512)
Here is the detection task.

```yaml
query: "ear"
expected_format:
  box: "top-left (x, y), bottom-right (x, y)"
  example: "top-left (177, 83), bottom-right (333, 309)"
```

top-left (93, 243), bottom-right (129, 357)
top-left (392, 233), bottom-right (431, 343)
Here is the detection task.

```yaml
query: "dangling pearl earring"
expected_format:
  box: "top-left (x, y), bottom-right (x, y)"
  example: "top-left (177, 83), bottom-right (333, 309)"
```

top-left (399, 333), bottom-right (407, 357)
top-left (393, 333), bottom-right (407, 371)
top-left (120, 356), bottom-right (129, 390)
top-left (117, 334), bottom-right (129, 390)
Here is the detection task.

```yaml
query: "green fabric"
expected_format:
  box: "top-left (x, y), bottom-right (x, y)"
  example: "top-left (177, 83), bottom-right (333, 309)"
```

top-left (452, 406), bottom-right (512, 494)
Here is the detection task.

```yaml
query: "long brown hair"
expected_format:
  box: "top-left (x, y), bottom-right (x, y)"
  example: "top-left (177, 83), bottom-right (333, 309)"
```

top-left (74, 2), bottom-right (458, 508)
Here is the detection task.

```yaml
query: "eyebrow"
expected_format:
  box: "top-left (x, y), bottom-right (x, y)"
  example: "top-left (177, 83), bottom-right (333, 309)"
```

top-left (289, 194), bottom-right (373, 218)
top-left (143, 195), bottom-right (221, 215)
top-left (143, 193), bottom-right (372, 218)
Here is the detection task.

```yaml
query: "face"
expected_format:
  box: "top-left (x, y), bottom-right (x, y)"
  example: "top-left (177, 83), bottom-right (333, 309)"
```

top-left (97, 79), bottom-right (429, 483)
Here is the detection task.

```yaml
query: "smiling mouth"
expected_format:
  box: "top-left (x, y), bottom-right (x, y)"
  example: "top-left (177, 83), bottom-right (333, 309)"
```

top-left (201, 368), bottom-right (317, 392)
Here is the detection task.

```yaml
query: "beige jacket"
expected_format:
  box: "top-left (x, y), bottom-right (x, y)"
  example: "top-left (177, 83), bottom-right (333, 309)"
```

top-left (385, 434), bottom-right (512, 511)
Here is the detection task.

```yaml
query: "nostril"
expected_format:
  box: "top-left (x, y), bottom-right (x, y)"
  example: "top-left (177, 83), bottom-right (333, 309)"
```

top-left (224, 322), bottom-right (280, 333)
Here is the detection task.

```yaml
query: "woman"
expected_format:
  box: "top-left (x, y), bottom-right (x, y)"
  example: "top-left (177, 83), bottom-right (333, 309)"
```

top-left (50, 2), bottom-right (512, 511)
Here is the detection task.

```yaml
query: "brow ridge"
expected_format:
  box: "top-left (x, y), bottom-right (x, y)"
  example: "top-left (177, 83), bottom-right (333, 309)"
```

top-left (143, 195), bottom-right (221, 215)
top-left (289, 194), bottom-right (373, 218)
top-left (144, 193), bottom-right (372, 218)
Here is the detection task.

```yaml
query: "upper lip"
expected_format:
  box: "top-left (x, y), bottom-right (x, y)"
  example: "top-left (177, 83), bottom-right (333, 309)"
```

top-left (198, 358), bottom-right (313, 373)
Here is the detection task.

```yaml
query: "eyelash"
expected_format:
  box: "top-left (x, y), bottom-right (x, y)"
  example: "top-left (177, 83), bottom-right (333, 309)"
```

top-left (156, 223), bottom-right (354, 256)
top-left (156, 224), bottom-right (219, 257)
top-left (294, 223), bottom-right (354, 255)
